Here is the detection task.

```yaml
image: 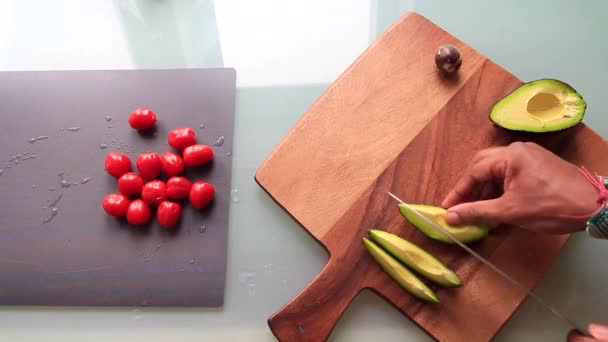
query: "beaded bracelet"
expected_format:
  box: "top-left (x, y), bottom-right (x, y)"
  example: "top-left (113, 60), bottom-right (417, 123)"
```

top-left (559, 167), bottom-right (608, 239)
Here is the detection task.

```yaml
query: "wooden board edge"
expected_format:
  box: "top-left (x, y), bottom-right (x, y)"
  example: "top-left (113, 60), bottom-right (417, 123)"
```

top-left (254, 11), bottom-right (425, 181)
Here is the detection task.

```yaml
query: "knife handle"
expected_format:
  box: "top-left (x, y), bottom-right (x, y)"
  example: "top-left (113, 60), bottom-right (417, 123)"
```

top-left (268, 258), bottom-right (362, 341)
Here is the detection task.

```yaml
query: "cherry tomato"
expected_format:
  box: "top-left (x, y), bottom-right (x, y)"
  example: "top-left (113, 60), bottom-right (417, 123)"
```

top-left (141, 180), bottom-right (167, 206)
top-left (189, 181), bottom-right (215, 209)
top-left (126, 199), bottom-right (151, 225)
top-left (167, 127), bottom-right (196, 150)
top-left (104, 152), bottom-right (132, 178)
top-left (161, 152), bottom-right (185, 177)
top-left (117, 172), bottom-right (144, 197)
top-left (128, 107), bottom-right (157, 130)
top-left (166, 176), bottom-right (192, 201)
top-left (183, 145), bottom-right (214, 167)
top-left (102, 193), bottom-right (130, 217)
top-left (157, 201), bottom-right (182, 229)
top-left (136, 152), bottom-right (162, 180)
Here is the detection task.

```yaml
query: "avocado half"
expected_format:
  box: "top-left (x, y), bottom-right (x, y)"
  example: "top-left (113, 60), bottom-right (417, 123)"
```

top-left (398, 204), bottom-right (489, 244)
top-left (489, 79), bottom-right (586, 132)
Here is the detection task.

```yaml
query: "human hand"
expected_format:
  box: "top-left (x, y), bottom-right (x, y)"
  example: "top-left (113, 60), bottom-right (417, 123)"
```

top-left (442, 142), bottom-right (600, 234)
top-left (568, 323), bottom-right (608, 341)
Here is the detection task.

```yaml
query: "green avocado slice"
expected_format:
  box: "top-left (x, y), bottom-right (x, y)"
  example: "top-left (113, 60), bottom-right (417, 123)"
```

top-left (369, 229), bottom-right (461, 287)
top-left (362, 237), bottom-right (439, 303)
top-left (489, 79), bottom-right (586, 133)
top-left (398, 204), bottom-right (488, 244)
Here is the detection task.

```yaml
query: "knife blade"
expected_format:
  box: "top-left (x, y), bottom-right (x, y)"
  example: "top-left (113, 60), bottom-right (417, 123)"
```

top-left (387, 192), bottom-right (589, 336)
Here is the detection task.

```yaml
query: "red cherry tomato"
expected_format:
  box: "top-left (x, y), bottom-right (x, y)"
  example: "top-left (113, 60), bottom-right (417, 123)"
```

top-left (168, 127), bottom-right (196, 150)
top-left (189, 181), bottom-right (215, 209)
top-left (166, 176), bottom-right (192, 201)
top-left (117, 172), bottom-right (144, 197)
top-left (141, 180), bottom-right (167, 206)
top-left (161, 152), bottom-right (185, 177)
top-left (183, 145), bottom-right (214, 167)
top-left (102, 193), bottom-right (130, 217)
top-left (136, 152), bottom-right (162, 180)
top-left (128, 108), bottom-right (157, 130)
top-left (104, 152), bottom-right (132, 178)
top-left (126, 199), bottom-right (151, 225)
top-left (157, 201), bottom-right (182, 229)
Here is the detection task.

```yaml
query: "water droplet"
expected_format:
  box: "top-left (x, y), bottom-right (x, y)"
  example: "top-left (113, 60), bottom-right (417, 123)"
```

top-left (238, 272), bottom-right (256, 285)
top-left (0, 169), bottom-right (4, 176)
top-left (48, 187), bottom-right (56, 191)
top-left (296, 325), bottom-right (305, 333)
top-left (213, 136), bottom-right (225, 146)
top-left (263, 264), bottom-right (274, 276)
top-left (45, 193), bottom-right (63, 208)
top-left (65, 127), bottom-right (81, 132)
top-left (27, 136), bottom-right (48, 143)
top-left (189, 258), bottom-right (195, 264)
top-left (32, 184), bottom-right (36, 188)
top-left (21, 154), bottom-right (36, 161)
top-left (225, 152), bottom-right (232, 156)
top-left (99, 143), bottom-right (108, 150)
top-left (6, 164), bottom-right (11, 169)
top-left (199, 225), bottom-right (207, 235)
top-left (105, 115), bottom-right (112, 122)
top-left (14, 159), bottom-right (19, 164)
top-left (131, 308), bottom-right (142, 321)
top-left (231, 189), bottom-right (240, 203)
top-left (43, 207), bottom-right (59, 223)
top-left (247, 283), bottom-right (256, 296)
top-left (199, 124), bottom-right (205, 129)
top-left (107, 125), bottom-right (113, 129)
top-left (80, 177), bottom-right (91, 184)
top-left (58, 173), bottom-right (72, 188)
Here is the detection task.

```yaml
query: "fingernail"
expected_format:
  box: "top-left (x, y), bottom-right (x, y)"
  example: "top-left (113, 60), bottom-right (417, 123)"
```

top-left (589, 323), bottom-right (608, 340)
top-left (445, 211), bottom-right (461, 225)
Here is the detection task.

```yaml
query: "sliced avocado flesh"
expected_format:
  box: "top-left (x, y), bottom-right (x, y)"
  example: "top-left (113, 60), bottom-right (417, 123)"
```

top-left (369, 229), bottom-right (461, 287)
top-left (490, 79), bottom-right (586, 133)
top-left (362, 237), bottom-right (439, 303)
top-left (398, 204), bottom-right (488, 244)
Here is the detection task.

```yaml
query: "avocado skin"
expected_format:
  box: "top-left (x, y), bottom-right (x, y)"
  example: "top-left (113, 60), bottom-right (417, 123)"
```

top-left (489, 78), bottom-right (586, 133)
top-left (369, 229), bottom-right (461, 287)
top-left (398, 204), bottom-right (489, 244)
top-left (362, 237), bottom-right (439, 303)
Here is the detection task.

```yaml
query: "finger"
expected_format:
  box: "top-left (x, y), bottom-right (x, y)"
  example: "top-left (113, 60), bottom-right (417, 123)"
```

top-left (445, 198), bottom-right (507, 226)
top-left (442, 156), bottom-right (507, 208)
top-left (589, 323), bottom-right (608, 341)
top-left (568, 329), bottom-right (599, 342)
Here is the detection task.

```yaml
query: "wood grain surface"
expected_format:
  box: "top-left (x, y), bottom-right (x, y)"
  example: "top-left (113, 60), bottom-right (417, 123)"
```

top-left (255, 12), bottom-right (608, 341)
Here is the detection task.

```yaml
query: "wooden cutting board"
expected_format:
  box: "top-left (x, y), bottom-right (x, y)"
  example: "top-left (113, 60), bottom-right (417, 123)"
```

top-left (255, 12), bottom-right (608, 341)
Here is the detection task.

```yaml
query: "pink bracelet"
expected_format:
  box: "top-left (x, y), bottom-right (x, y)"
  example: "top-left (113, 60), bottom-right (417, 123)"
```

top-left (559, 166), bottom-right (607, 220)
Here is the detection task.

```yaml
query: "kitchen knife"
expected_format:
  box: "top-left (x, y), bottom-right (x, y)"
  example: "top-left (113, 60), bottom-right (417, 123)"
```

top-left (387, 192), bottom-right (589, 336)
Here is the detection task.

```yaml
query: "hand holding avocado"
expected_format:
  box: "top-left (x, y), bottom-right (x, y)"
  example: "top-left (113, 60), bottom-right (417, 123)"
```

top-left (442, 141), bottom-right (599, 234)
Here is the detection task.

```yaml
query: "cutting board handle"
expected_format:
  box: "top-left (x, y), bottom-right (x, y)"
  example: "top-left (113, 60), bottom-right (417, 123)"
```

top-left (268, 258), bottom-right (362, 341)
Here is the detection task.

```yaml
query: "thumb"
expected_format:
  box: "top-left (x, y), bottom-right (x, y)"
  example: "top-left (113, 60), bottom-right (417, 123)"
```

top-left (445, 199), bottom-right (506, 226)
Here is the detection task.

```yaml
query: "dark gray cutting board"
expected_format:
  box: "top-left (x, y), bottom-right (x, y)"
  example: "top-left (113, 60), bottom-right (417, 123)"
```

top-left (0, 68), bottom-right (235, 307)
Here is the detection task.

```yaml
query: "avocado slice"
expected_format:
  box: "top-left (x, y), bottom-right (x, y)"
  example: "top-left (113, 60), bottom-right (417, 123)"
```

top-left (369, 229), bottom-right (461, 287)
top-left (362, 237), bottom-right (439, 303)
top-left (490, 79), bottom-right (586, 132)
top-left (398, 204), bottom-right (488, 244)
